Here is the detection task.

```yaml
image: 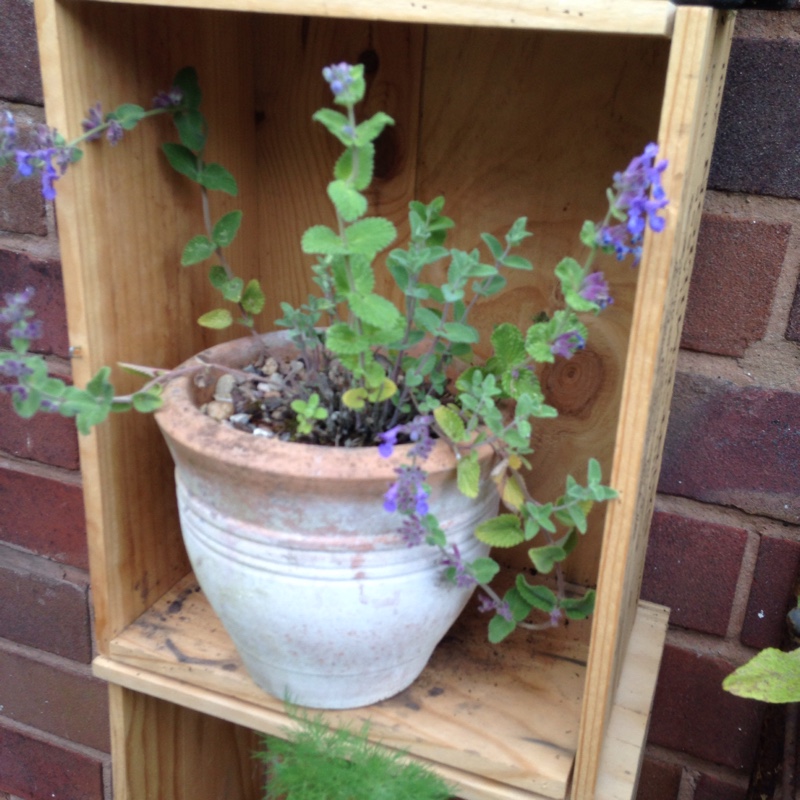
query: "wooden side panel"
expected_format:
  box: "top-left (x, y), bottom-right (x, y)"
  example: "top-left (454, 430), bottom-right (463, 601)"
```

top-left (109, 685), bottom-right (263, 800)
top-left (34, 0), bottom-right (261, 648)
top-left (80, 0), bottom-right (676, 37)
top-left (572, 9), bottom-right (735, 799)
top-left (417, 25), bottom-right (669, 585)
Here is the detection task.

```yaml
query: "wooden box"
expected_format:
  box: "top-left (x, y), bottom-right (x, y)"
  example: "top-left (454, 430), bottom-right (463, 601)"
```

top-left (33, 1), bottom-right (733, 798)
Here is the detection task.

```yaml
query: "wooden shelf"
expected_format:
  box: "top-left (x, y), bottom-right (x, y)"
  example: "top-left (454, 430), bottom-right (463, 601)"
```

top-left (94, 573), bottom-right (668, 800)
top-left (75, 0), bottom-right (677, 36)
top-left (33, 1), bottom-right (734, 797)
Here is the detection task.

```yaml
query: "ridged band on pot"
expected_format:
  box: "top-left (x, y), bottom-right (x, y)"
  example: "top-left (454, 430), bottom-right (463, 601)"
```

top-left (155, 331), bottom-right (499, 709)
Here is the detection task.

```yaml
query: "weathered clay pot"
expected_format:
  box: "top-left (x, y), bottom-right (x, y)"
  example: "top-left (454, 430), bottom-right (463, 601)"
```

top-left (155, 331), bottom-right (499, 709)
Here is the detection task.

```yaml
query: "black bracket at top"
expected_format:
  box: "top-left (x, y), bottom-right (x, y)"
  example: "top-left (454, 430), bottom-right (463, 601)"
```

top-left (671, 0), bottom-right (796, 8)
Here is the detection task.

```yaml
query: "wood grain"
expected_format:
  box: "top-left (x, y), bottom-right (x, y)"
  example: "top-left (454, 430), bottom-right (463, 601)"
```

top-left (571, 8), bottom-right (735, 799)
top-left (417, 24), bottom-right (669, 586)
top-left (76, 0), bottom-right (676, 36)
top-left (34, 1), bottom-right (727, 797)
top-left (97, 574), bottom-right (667, 799)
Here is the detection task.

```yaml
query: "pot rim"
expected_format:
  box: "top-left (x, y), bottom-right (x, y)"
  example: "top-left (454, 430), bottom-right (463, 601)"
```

top-left (155, 331), bottom-right (492, 480)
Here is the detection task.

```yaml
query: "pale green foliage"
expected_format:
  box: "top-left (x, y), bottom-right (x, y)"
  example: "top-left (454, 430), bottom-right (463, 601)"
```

top-left (723, 648), bottom-right (800, 703)
top-left (258, 712), bottom-right (453, 800)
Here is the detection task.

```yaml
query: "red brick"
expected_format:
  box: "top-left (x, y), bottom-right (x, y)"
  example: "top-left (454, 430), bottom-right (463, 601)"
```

top-left (0, 0), bottom-right (43, 105)
top-left (0, 467), bottom-right (87, 569)
top-left (649, 644), bottom-right (765, 771)
top-left (0, 106), bottom-right (47, 236)
top-left (682, 214), bottom-right (788, 357)
top-left (0, 391), bottom-right (80, 470)
top-left (0, 721), bottom-right (105, 800)
top-left (0, 248), bottom-right (68, 358)
top-left (659, 372), bottom-right (800, 525)
top-left (694, 774), bottom-right (747, 800)
top-left (635, 756), bottom-right (681, 800)
top-left (787, 277), bottom-right (800, 343)
top-left (0, 646), bottom-right (109, 752)
top-left (642, 510), bottom-right (747, 636)
top-left (741, 535), bottom-right (800, 649)
top-left (0, 559), bottom-right (92, 662)
top-left (709, 37), bottom-right (800, 199)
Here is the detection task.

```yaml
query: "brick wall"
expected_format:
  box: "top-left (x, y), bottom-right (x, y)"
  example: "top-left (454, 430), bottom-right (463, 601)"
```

top-left (0, 5), bottom-right (798, 800)
top-left (637, 11), bottom-right (800, 799)
top-left (0, 1), bottom-right (112, 799)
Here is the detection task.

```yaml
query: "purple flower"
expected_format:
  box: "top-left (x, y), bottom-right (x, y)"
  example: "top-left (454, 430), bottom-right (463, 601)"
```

top-left (579, 271), bottom-right (612, 310)
top-left (378, 425), bottom-right (402, 458)
top-left (597, 143), bottom-right (669, 265)
top-left (550, 330), bottom-right (585, 359)
top-left (383, 465), bottom-right (430, 516)
top-left (398, 516), bottom-right (426, 547)
top-left (106, 120), bottom-right (124, 146)
top-left (478, 594), bottom-right (513, 622)
top-left (441, 545), bottom-right (477, 588)
top-left (0, 359), bottom-right (33, 379)
top-left (152, 87), bottom-right (184, 109)
top-left (15, 150), bottom-right (35, 177)
top-left (1, 286), bottom-right (42, 344)
top-left (377, 415), bottom-right (434, 460)
top-left (39, 158), bottom-right (59, 201)
top-left (322, 62), bottom-right (355, 99)
top-left (81, 103), bottom-right (105, 141)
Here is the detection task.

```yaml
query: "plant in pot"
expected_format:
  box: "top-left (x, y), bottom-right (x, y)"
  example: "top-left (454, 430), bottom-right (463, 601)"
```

top-left (0, 63), bottom-right (668, 709)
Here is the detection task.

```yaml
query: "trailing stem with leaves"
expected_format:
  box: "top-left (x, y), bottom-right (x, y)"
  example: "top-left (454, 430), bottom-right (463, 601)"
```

top-left (0, 62), bottom-right (669, 642)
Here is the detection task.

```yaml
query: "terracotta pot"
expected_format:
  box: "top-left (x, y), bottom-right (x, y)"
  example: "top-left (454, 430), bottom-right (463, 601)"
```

top-left (155, 331), bottom-right (499, 709)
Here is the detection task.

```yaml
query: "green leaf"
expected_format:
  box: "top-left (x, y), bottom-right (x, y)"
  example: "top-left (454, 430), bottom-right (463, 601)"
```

top-left (469, 557), bottom-right (500, 585)
top-left (312, 108), bottom-right (353, 146)
top-left (173, 109), bottom-right (207, 152)
top-left (111, 103), bottom-right (145, 130)
top-left (325, 323), bottom-right (369, 356)
top-left (220, 277), bottom-right (244, 303)
top-left (302, 225), bottom-right (342, 256)
top-left (172, 66), bottom-right (202, 110)
top-left (181, 235), bottom-right (216, 266)
top-left (475, 514), bottom-right (525, 547)
top-left (505, 217), bottom-right (532, 247)
top-left (528, 545), bottom-right (567, 574)
top-left (241, 280), bottom-right (265, 315)
top-left (501, 254), bottom-right (533, 271)
top-left (327, 179), bottom-right (367, 222)
top-left (481, 232), bottom-right (504, 260)
top-left (212, 210), bottom-right (243, 248)
top-left (131, 389), bottom-right (163, 413)
top-left (560, 589), bottom-right (596, 621)
top-left (456, 453), bottom-right (480, 499)
top-left (199, 163), bottom-right (238, 196)
top-left (515, 576), bottom-right (557, 612)
top-left (342, 387), bottom-right (368, 410)
top-left (344, 218), bottom-right (397, 256)
top-left (413, 306), bottom-right (442, 335)
top-left (348, 292), bottom-right (402, 329)
top-left (208, 264), bottom-right (229, 289)
top-left (434, 405), bottom-right (467, 443)
top-left (162, 142), bottom-right (199, 181)
top-left (723, 648), bottom-right (800, 703)
top-left (524, 322), bottom-right (556, 364)
top-left (198, 308), bottom-right (233, 329)
top-left (491, 323), bottom-right (527, 369)
top-left (355, 112), bottom-right (394, 146)
top-left (488, 614), bottom-right (517, 644)
top-left (556, 257), bottom-right (597, 313)
top-left (440, 322), bottom-right (479, 344)
top-left (334, 144), bottom-right (374, 191)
